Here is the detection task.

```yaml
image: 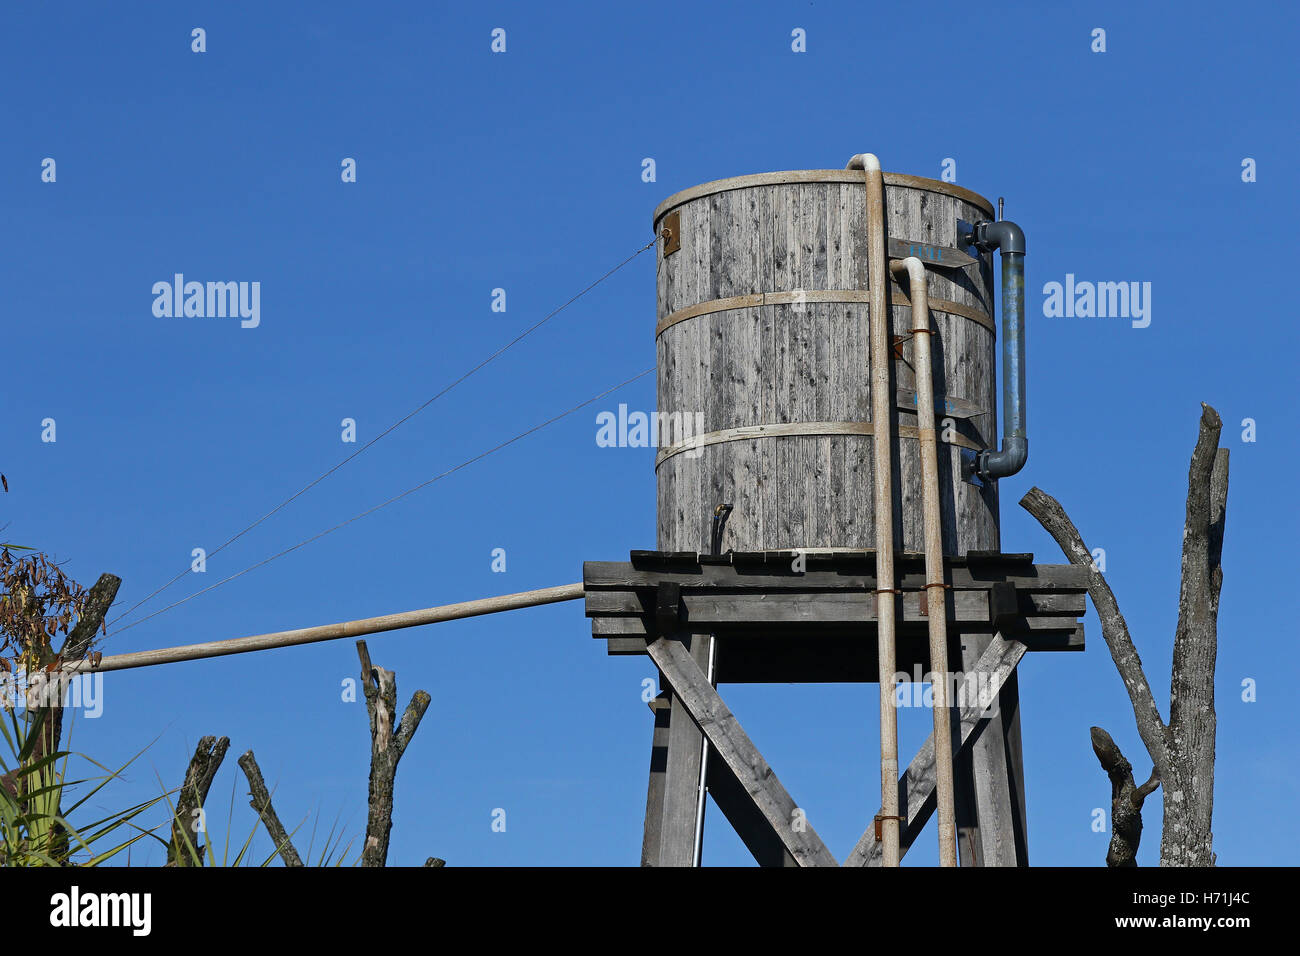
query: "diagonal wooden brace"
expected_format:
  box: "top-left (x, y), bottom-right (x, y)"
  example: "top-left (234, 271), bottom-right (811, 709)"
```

top-left (646, 637), bottom-right (840, 867)
top-left (842, 632), bottom-right (1028, 866)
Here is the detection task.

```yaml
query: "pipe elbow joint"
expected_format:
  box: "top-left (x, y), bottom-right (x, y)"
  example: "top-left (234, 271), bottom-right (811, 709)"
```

top-left (974, 219), bottom-right (1026, 256)
top-left (975, 436), bottom-right (1028, 482)
top-left (845, 152), bottom-right (881, 172)
top-left (890, 255), bottom-right (926, 285)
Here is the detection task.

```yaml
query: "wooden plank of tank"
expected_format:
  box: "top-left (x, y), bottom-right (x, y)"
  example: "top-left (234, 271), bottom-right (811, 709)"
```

top-left (646, 636), bottom-right (839, 867)
top-left (655, 289), bottom-right (994, 338)
top-left (842, 632), bottom-right (1027, 866)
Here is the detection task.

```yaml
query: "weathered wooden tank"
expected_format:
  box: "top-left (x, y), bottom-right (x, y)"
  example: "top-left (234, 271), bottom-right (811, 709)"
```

top-left (653, 169), bottom-right (1001, 555)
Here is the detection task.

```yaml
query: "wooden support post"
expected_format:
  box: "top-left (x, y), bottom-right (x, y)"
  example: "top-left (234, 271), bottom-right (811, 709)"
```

top-left (640, 690), bottom-right (672, 866)
top-left (647, 636), bottom-right (839, 867)
top-left (1000, 667), bottom-right (1031, 864)
top-left (957, 630), bottom-right (1021, 866)
top-left (645, 633), bottom-right (713, 866)
top-left (954, 743), bottom-right (985, 867)
top-left (842, 632), bottom-right (1026, 866)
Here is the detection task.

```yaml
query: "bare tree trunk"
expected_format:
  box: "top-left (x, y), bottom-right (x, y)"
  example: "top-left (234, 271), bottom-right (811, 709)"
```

top-left (0, 573), bottom-right (121, 859)
top-left (167, 735), bottom-right (230, 866)
top-left (5, 573), bottom-right (121, 798)
top-left (238, 750), bottom-right (304, 866)
top-left (1162, 407), bottom-right (1227, 866)
top-left (357, 640), bottom-right (430, 867)
top-left (1021, 403), bottom-right (1227, 867)
top-left (47, 573), bottom-right (120, 756)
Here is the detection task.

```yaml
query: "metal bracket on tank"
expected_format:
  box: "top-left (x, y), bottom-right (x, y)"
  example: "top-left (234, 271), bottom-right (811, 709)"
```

top-left (661, 211), bottom-right (681, 257)
top-left (960, 448), bottom-right (986, 489)
top-left (956, 219), bottom-right (978, 258)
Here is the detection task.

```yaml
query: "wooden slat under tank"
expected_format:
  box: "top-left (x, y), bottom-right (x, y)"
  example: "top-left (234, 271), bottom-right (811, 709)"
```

top-left (653, 170), bottom-right (1000, 555)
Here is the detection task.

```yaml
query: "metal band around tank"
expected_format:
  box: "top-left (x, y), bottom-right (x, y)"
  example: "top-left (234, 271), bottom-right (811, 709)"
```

top-left (652, 170), bottom-right (996, 228)
top-left (655, 289), bottom-right (994, 338)
top-left (654, 421), bottom-right (982, 469)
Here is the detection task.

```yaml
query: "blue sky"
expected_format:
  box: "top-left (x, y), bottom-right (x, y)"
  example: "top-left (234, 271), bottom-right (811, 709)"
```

top-left (2, 0), bottom-right (1296, 866)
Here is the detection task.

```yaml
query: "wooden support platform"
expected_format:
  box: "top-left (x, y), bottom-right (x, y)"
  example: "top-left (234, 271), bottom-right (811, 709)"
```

top-left (585, 550), bottom-right (1085, 683)
top-left (587, 550), bottom-right (1087, 867)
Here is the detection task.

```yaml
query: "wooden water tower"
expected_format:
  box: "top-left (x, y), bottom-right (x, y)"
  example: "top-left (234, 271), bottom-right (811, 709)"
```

top-left (584, 158), bottom-right (1087, 866)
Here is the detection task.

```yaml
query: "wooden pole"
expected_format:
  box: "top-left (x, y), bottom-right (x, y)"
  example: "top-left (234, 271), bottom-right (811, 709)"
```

top-left (891, 257), bottom-right (958, 866)
top-left (61, 583), bottom-right (585, 675)
top-left (848, 151), bottom-right (901, 867)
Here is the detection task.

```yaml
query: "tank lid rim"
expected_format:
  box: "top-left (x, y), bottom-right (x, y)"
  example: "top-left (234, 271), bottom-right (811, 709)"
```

top-left (651, 169), bottom-right (997, 228)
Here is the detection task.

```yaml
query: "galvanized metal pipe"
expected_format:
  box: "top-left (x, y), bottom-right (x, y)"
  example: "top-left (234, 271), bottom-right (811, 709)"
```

top-left (847, 151), bottom-right (901, 868)
top-left (890, 256), bottom-right (958, 867)
top-left (60, 583), bottom-right (587, 674)
top-left (966, 220), bottom-right (1028, 481)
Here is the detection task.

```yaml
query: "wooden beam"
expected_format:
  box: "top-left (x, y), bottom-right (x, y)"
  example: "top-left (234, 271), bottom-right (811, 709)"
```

top-left (594, 618), bottom-right (1084, 644)
top-left (842, 632), bottom-right (1027, 866)
top-left (647, 637), bottom-right (839, 867)
top-left (584, 560), bottom-right (1088, 594)
top-left (705, 755), bottom-right (798, 867)
top-left (586, 588), bottom-right (1085, 621)
top-left (67, 583), bottom-right (585, 674)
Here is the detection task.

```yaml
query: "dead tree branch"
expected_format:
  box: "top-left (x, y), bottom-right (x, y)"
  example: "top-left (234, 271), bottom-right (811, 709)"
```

top-left (1019, 487), bottom-right (1170, 768)
top-left (1091, 726), bottom-right (1159, 866)
top-left (237, 750), bottom-right (304, 867)
top-left (167, 735), bottom-right (230, 866)
top-left (357, 639), bottom-right (431, 867)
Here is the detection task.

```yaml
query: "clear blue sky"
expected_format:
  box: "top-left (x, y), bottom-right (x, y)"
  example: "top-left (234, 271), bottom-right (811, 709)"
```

top-left (2, 1), bottom-right (1296, 866)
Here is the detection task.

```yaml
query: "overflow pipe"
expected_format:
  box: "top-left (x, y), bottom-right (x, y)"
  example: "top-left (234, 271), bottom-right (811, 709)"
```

top-left (889, 256), bottom-right (959, 867)
top-left (847, 151), bottom-right (901, 868)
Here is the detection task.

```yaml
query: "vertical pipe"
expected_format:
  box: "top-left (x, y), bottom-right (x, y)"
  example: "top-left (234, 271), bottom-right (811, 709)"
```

top-left (966, 219), bottom-right (1028, 482)
top-left (847, 152), bottom-right (900, 868)
top-left (890, 257), bottom-right (959, 867)
top-left (1000, 252), bottom-right (1026, 453)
